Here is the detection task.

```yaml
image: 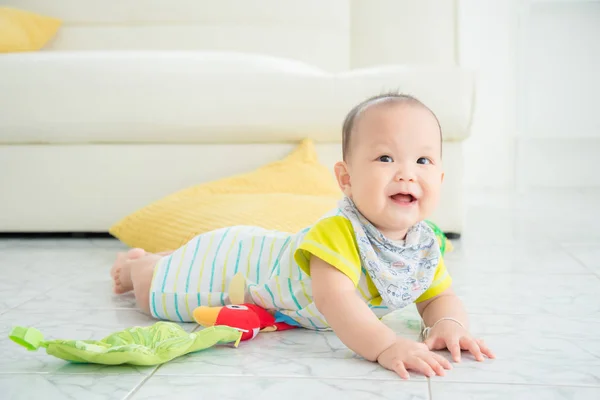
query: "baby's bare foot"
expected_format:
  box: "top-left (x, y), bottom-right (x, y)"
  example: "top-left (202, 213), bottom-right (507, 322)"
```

top-left (111, 248), bottom-right (145, 294)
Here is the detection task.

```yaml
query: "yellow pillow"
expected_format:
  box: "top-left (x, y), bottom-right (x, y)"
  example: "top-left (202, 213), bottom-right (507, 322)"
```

top-left (0, 7), bottom-right (61, 52)
top-left (109, 139), bottom-right (342, 253)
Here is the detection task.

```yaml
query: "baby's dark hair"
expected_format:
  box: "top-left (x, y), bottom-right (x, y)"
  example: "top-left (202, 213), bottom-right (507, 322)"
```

top-left (341, 92), bottom-right (442, 161)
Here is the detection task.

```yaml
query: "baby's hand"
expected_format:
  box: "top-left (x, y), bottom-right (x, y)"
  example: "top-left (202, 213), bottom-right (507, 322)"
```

top-left (424, 320), bottom-right (495, 362)
top-left (377, 337), bottom-right (452, 379)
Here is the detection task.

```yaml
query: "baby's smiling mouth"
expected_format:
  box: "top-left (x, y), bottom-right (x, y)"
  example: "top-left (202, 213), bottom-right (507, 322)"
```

top-left (390, 192), bottom-right (417, 204)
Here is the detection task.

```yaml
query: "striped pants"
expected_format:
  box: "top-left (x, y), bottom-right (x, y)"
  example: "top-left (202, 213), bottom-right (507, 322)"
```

top-left (148, 225), bottom-right (329, 329)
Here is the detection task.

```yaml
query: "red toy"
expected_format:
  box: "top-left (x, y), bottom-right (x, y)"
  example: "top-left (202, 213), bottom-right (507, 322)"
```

top-left (194, 303), bottom-right (296, 341)
top-left (192, 273), bottom-right (297, 341)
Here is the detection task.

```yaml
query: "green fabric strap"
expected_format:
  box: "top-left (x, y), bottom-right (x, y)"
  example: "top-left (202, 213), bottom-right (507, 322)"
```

top-left (425, 220), bottom-right (447, 255)
top-left (9, 326), bottom-right (46, 351)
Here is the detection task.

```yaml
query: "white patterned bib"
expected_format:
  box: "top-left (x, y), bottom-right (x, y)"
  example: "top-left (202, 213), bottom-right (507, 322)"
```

top-left (338, 197), bottom-right (441, 310)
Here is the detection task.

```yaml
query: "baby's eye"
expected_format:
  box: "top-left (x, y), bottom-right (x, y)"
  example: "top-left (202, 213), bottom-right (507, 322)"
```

top-left (378, 155), bottom-right (394, 163)
top-left (417, 157), bottom-right (432, 165)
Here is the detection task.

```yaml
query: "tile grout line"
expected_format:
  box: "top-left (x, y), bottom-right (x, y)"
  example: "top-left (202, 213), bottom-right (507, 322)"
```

top-left (115, 371), bottom-right (600, 389)
top-left (122, 367), bottom-right (161, 400)
top-left (559, 244), bottom-right (600, 280)
top-left (148, 372), bottom-right (429, 383)
top-left (122, 321), bottom-right (182, 400)
top-left (427, 377), bottom-right (433, 400)
top-left (428, 379), bottom-right (600, 389)
top-left (1, 371), bottom-right (600, 389)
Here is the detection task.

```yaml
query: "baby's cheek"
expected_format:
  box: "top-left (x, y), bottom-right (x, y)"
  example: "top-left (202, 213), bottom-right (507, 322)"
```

top-left (423, 191), bottom-right (442, 214)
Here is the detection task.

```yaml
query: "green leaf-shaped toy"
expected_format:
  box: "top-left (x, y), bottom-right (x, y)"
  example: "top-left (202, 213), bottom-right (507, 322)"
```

top-left (9, 321), bottom-right (242, 366)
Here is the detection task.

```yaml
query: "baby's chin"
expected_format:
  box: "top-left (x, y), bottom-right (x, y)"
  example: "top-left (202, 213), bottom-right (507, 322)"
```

top-left (355, 201), bottom-right (422, 237)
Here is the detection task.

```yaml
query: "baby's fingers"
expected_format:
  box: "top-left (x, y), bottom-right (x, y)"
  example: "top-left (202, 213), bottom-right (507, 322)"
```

top-left (392, 361), bottom-right (410, 380)
top-left (431, 351), bottom-right (452, 371)
top-left (423, 354), bottom-right (447, 377)
top-left (410, 358), bottom-right (436, 378)
top-left (447, 339), bottom-right (462, 363)
top-left (460, 337), bottom-right (484, 361)
top-left (477, 339), bottom-right (496, 359)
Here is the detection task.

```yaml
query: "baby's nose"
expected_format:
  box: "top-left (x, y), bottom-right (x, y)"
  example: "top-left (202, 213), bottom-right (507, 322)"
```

top-left (395, 164), bottom-right (416, 181)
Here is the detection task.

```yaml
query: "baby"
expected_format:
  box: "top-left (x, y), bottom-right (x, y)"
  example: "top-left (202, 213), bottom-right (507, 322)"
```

top-left (110, 93), bottom-right (494, 379)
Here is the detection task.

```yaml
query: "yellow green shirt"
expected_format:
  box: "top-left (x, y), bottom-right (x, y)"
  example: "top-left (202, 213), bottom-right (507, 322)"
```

top-left (295, 216), bottom-right (452, 318)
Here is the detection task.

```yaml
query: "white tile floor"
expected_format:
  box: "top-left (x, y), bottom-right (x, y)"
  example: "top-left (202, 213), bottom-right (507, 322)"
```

top-left (1, 189), bottom-right (599, 400)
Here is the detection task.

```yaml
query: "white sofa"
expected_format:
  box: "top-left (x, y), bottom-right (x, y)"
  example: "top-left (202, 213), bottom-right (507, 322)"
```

top-left (0, 0), bottom-right (474, 235)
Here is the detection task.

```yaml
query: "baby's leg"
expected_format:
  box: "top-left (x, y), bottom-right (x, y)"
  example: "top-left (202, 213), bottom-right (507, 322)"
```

top-left (111, 249), bottom-right (162, 315)
top-left (111, 248), bottom-right (146, 293)
top-left (111, 248), bottom-right (174, 293)
top-left (129, 255), bottom-right (162, 315)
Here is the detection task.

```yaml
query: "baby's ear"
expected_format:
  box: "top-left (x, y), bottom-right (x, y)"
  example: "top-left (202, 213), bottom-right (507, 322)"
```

top-left (334, 161), bottom-right (352, 195)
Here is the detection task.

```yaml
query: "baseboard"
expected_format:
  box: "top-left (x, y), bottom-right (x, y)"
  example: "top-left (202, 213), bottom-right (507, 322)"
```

top-left (0, 232), bottom-right (112, 239)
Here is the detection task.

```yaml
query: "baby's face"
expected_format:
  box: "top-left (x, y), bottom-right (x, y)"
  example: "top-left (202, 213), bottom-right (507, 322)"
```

top-left (336, 103), bottom-right (444, 240)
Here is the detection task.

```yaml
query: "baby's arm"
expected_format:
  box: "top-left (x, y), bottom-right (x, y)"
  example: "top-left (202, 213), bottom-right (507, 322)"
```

top-left (417, 287), bottom-right (469, 331)
top-left (310, 256), bottom-right (451, 378)
top-left (310, 255), bottom-right (396, 361)
top-left (417, 287), bottom-right (495, 362)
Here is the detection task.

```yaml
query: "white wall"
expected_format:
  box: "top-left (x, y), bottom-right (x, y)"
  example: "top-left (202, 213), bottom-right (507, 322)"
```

top-left (459, 0), bottom-right (519, 191)
top-left (516, 0), bottom-right (600, 190)
top-left (459, 0), bottom-right (600, 191)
